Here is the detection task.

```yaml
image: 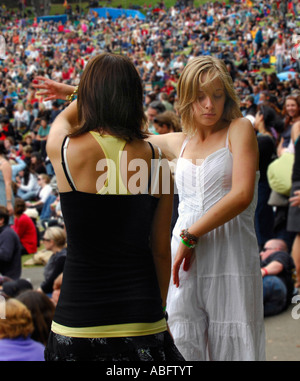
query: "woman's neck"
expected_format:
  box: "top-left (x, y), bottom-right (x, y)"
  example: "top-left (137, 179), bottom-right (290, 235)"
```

top-left (257, 122), bottom-right (272, 136)
top-left (52, 246), bottom-right (63, 254)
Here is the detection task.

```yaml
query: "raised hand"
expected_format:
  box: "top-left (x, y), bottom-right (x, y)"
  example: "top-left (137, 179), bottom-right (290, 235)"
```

top-left (33, 76), bottom-right (76, 101)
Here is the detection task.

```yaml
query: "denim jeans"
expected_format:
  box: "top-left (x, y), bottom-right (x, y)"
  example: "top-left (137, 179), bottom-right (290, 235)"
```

top-left (263, 275), bottom-right (287, 317)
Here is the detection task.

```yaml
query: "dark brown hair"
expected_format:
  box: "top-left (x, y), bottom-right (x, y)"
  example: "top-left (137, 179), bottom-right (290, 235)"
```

top-left (73, 53), bottom-right (148, 141)
top-left (0, 205), bottom-right (9, 225)
top-left (283, 94), bottom-right (300, 130)
top-left (17, 290), bottom-right (55, 346)
top-left (14, 197), bottom-right (26, 216)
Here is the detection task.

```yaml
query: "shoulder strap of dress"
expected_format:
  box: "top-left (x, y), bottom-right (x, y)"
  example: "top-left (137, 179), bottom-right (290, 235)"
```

top-left (179, 137), bottom-right (189, 157)
top-left (225, 127), bottom-right (230, 148)
top-left (61, 136), bottom-right (77, 191)
top-left (147, 141), bottom-right (155, 191)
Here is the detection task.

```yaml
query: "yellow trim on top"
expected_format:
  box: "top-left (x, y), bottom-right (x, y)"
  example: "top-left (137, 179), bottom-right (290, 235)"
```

top-left (89, 131), bottom-right (130, 195)
top-left (51, 319), bottom-right (167, 338)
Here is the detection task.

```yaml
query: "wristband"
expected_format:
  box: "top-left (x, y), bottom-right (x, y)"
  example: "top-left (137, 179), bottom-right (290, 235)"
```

top-left (180, 228), bottom-right (198, 249)
top-left (262, 267), bottom-right (268, 276)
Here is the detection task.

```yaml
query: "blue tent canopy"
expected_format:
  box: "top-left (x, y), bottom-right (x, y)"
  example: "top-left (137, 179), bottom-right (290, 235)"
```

top-left (277, 71), bottom-right (297, 81)
top-left (90, 7), bottom-right (146, 21)
top-left (37, 15), bottom-right (68, 24)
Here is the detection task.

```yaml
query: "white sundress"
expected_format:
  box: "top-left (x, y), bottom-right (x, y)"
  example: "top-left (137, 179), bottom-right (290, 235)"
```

top-left (166, 132), bottom-right (266, 361)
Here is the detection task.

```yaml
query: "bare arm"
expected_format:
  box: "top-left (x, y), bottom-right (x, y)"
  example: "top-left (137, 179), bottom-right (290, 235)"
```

top-left (173, 118), bottom-right (259, 287)
top-left (46, 100), bottom-right (78, 154)
top-left (289, 190), bottom-right (300, 207)
top-left (261, 261), bottom-right (284, 277)
top-left (146, 132), bottom-right (185, 161)
top-left (150, 157), bottom-right (174, 308)
top-left (1, 161), bottom-right (13, 215)
top-left (291, 121), bottom-right (300, 143)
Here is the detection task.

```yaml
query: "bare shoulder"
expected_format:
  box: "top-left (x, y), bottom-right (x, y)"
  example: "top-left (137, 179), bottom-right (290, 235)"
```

top-left (228, 117), bottom-right (256, 141)
top-left (229, 117), bottom-right (253, 132)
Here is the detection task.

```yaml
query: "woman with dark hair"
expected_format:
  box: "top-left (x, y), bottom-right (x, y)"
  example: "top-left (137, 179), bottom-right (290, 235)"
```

top-left (254, 104), bottom-right (279, 249)
top-left (17, 290), bottom-right (55, 346)
top-left (29, 151), bottom-right (47, 174)
top-left (16, 165), bottom-right (39, 201)
top-left (278, 95), bottom-right (300, 152)
top-left (12, 197), bottom-right (37, 255)
top-left (33, 53), bottom-right (183, 362)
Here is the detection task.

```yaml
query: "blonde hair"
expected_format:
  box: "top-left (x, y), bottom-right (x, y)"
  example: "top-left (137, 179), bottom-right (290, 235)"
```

top-left (44, 226), bottom-right (66, 248)
top-left (0, 299), bottom-right (34, 339)
top-left (39, 173), bottom-right (51, 184)
top-left (176, 56), bottom-right (242, 136)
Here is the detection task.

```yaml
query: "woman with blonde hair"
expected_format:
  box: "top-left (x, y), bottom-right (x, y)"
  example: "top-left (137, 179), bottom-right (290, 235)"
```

top-left (152, 55), bottom-right (264, 361)
top-left (0, 299), bottom-right (45, 361)
top-left (38, 226), bottom-right (67, 295)
top-left (34, 55), bottom-right (265, 361)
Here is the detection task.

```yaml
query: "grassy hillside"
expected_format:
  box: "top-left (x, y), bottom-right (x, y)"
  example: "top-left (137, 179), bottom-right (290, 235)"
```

top-left (49, 0), bottom-right (227, 15)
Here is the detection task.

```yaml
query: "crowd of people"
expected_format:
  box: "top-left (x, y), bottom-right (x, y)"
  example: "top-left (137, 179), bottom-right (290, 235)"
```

top-left (0, 0), bottom-right (300, 362)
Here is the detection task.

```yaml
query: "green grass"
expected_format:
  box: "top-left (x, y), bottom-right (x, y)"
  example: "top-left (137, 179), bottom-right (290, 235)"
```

top-left (49, 0), bottom-right (228, 15)
top-left (21, 254), bottom-right (35, 267)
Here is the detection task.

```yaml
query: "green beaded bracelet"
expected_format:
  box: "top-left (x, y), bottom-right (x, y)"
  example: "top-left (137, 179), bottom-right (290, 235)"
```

top-left (181, 237), bottom-right (194, 248)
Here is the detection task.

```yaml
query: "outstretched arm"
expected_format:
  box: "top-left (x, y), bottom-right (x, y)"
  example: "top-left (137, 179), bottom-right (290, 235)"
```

top-left (33, 76), bottom-right (76, 101)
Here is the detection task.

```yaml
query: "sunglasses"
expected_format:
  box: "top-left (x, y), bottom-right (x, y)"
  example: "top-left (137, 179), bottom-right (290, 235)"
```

top-left (261, 247), bottom-right (272, 252)
top-left (42, 238), bottom-right (51, 242)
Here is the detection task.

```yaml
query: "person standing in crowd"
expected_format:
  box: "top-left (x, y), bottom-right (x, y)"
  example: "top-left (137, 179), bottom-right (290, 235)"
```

top-left (278, 95), bottom-right (300, 153)
top-left (33, 55), bottom-right (266, 361)
top-left (260, 239), bottom-right (295, 316)
top-left (35, 116), bottom-right (51, 160)
top-left (0, 141), bottom-right (14, 220)
top-left (165, 56), bottom-right (265, 361)
top-left (287, 136), bottom-right (300, 289)
top-left (274, 37), bottom-right (286, 74)
top-left (34, 53), bottom-right (184, 361)
top-left (0, 205), bottom-right (21, 280)
top-left (253, 104), bottom-right (279, 250)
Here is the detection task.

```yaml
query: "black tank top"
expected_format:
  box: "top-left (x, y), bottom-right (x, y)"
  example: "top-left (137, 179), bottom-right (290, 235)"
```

top-left (53, 136), bottom-right (165, 331)
top-left (292, 137), bottom-right (300, 182)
